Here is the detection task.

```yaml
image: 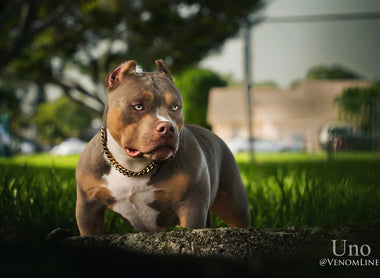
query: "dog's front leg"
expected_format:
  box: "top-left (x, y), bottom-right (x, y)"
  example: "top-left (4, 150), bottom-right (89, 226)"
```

top-left (176, 203), bottom-right (208, 229)
top-left (76, 189), bottom-right (105, 235)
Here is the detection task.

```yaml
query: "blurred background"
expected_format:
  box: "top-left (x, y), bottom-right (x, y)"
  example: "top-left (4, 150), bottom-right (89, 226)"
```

top-left (0, 0), bottom-right (262, 156)
top-left (0, 0), bottom-right (379, 158)
top-left (1, 0), bottom-right (379, 158)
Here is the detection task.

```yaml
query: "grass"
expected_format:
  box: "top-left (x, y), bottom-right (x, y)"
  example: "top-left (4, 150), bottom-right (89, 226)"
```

top-left (238, 160), bottom-right (380, 228)
top-left (1, 152), bottom-right (379, 235)
top-left (2, 154), bottom-right (80, 168)
top-left (235, 151), bottom-right (380, 163)
top-left (0, 164), bottom-right (78, 234)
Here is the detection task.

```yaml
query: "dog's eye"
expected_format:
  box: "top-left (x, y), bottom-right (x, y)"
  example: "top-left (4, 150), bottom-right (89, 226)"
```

top-left (133, 104), bottom-right (144, 111)
top-left (172, 105), bottom-right (180, 111)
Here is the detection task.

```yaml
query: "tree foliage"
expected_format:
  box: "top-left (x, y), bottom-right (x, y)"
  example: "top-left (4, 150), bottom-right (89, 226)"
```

top-left (34, 96), bottom-right (93, 145)
top-left (307, 64), bottom-right (360, 80)
top-left (0, 85), bottom-right (31, 141)
top-left (175, 68), bottom-right (227, 128)
top-left (1, 0), bottom-right (262, 115)
top-left (335, 83), bottom-right (380, 139)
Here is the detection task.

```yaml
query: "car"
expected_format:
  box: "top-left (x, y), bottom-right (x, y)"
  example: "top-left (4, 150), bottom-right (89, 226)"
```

top-left (20, 141), bottom-right (37, 154)
top-left (280, 135), bottom-right (306, 152)
top-left (50, 138), bottom-right (87, 156)
top-left (226, 137), bottom-right (283, 153)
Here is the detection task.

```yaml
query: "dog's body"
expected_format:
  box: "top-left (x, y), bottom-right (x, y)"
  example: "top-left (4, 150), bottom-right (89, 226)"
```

top-left (76, 60), bottom-right (250, 235)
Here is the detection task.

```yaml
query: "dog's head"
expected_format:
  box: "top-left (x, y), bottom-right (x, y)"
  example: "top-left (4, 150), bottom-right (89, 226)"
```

top-left (104, 60), bottom-right (184, 161)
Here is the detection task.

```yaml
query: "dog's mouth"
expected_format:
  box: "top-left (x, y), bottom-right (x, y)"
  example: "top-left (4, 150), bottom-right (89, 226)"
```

top-left (124, 145), bottom-right (176, 160)
top-left (124, 147), bottom-right (143, 158)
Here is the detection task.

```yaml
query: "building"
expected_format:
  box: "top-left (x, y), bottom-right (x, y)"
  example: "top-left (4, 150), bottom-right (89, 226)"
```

top-left (207, 80), bottom-right (371, 152)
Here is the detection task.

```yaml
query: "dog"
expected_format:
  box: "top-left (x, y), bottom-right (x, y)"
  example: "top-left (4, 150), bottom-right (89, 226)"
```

top-left (75, 60), bottom-right (250, 235)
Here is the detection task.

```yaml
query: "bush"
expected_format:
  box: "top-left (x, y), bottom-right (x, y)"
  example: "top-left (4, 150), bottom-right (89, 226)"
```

top-left (174, 68), bottom-right (227, 129)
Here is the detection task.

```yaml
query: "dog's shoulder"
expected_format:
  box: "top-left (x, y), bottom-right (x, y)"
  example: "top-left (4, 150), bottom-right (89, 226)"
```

top-left (76, 132), bottom-right (111, 181)
top-left (183, 125), bottom-right (227, 149)
top-left (181, 125), bottom-right (232, 161)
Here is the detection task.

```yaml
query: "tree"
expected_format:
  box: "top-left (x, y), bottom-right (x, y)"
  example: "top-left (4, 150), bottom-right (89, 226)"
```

top-left (175, 68), bottom-right (227, 128)
top-left (307, 64), bottom-right (360, 80)
top-left (334, 83), bottom-right (380, 149)
top-left (0, 0), bottom-right (75, 74)
top-left (1, 0), bottom-right (263, 115)
top-left (34, 96), bottom-right (93, 145)
top-left (0, 86), bottom-right (22, 137)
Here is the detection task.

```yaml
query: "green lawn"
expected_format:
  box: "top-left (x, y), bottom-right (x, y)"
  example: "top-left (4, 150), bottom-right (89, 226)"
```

top-left (1, 154), bottom-right (80, 168)
top-left (1, 152), bottom-right (379, 235)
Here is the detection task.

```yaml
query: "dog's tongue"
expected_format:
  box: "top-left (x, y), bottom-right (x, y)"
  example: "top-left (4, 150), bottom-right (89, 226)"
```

top-left (125, 148), bottom-right (142, 158)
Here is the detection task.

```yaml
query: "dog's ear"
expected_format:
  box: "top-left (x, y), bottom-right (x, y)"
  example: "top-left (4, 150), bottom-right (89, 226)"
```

top-left (106, 60), bottom-right (137, 90)
top-left (155, 59), bottom-right (173, 81)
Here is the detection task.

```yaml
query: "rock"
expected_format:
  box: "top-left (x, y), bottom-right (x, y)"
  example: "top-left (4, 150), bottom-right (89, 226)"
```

top-left (1, 221), bottom-right (379, 277)
top-left (65, 220), bottom-right (380, 260)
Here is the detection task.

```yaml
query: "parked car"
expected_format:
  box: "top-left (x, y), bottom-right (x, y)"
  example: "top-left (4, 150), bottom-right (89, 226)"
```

top-left (50, 138), bottom-right (86, 156)
top-left (226, 137), bottom-right (283, 153)
top-left (280, 135), bottom-right (306, 152)
top-left (19, 141), bottom-right (37, 154)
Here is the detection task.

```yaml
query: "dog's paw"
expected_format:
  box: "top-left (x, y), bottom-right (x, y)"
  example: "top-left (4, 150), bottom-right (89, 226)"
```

top-left (46, 228), bottom-right (73, 242)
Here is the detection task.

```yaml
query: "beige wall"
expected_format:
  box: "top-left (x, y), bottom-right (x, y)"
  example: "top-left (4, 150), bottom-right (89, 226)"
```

top-left (207, 80), bottom-right (371, 152)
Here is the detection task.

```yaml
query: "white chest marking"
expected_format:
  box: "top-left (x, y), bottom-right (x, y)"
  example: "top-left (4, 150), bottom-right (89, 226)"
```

top-left (102, 166), bottom-right (162, 232)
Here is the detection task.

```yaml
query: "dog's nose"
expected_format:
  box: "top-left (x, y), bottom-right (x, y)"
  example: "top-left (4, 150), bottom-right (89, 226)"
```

top-left (155, 121), bottom-right (175, 136)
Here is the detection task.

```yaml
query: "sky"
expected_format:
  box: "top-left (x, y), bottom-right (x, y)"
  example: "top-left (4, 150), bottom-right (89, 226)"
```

top-left (200, 0), bottom-right (380, 88)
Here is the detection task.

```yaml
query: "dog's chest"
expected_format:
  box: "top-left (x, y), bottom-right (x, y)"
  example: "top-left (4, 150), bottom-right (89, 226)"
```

top-left (102, 167), bottom-right (162, 231)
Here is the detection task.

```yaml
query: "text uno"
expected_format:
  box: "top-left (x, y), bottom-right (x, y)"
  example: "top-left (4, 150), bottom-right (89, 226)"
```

top-left (332, 240), bottom-right (371, 257)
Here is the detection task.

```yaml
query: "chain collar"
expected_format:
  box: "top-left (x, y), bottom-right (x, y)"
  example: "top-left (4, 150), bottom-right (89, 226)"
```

top-left (100, 126), bottom-right (160, 177)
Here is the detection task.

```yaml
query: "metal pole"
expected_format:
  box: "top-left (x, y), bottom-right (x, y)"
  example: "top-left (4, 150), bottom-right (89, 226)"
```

top-left (244, 19), bottom-right (254, 162)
